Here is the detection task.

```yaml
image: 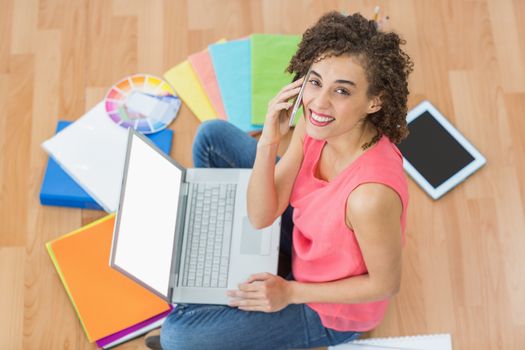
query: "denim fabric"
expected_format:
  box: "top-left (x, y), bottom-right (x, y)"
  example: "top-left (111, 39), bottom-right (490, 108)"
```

top-left (160, 303), bottom-right (361, 350)
top-left (192, 119), bottom-right (259, 169)
top-left (160, 120), bottom-right (361, 349)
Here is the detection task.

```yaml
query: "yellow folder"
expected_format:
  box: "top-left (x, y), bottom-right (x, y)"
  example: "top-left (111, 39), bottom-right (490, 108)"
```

top-left (164, 61), bottom-right (218, 122)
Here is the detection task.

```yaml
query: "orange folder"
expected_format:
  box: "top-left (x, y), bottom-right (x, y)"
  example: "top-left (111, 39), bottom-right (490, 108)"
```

top-left (46, 214), bottom-right (171, 342)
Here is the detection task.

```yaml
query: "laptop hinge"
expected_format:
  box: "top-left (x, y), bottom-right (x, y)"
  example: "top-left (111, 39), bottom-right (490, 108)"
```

top-left (168, 286), bottom-right (173, 302)
top-left (167, 181), bottom-right (188, 298)
top-left (180, 182), bottom-right (189, 196)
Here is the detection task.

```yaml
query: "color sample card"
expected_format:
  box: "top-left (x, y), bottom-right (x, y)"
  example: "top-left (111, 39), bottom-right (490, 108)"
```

top-left (164, 60), bottom-right (218, 122)
top-left (105, 74), bottom-right (181, 134)
top-left (250, 34), bottom-right (301, 125)
top-left (188, 40), bottom-right (228, 120)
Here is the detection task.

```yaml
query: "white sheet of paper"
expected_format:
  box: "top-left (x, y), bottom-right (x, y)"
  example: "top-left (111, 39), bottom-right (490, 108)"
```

top-left (126, 91), bottom-right (160, 116)
top-left (330, 333), bottom-right (452, 350)
top-left (42, 102), bottom-right (128, 212)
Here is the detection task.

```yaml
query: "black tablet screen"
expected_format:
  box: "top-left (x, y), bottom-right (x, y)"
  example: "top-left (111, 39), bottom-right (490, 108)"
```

top-left (398, 111), bottom-right (475, 188)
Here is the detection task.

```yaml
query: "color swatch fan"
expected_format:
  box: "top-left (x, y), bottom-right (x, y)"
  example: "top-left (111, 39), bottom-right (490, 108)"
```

top-left (105, 74), bottom-right (181, 134)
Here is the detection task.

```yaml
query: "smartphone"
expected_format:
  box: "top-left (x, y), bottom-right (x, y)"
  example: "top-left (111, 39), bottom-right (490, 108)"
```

top-left (289, 67), bottom-right (312, 127)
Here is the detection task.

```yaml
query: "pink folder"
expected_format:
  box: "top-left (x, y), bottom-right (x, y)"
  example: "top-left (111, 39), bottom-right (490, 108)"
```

top-left (189, 48), bottom-right (228, 120)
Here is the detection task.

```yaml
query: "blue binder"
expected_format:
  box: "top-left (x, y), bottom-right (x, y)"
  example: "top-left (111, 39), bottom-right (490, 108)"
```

top-left (40, 121), bottom-right (174, 210)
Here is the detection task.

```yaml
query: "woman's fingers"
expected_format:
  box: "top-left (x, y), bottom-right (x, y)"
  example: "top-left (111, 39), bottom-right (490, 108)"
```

top-left (268, 102), bottom-right (293, 119)
top-left (267, 78), bottom-right (305, 117)
top-left (279, 86), bottom-right (302, 103)
top-left (238, 306), bottom-right (271, 312)
top-left (277, 79), bottom-right (304, 101)
top-left (260, 77), bottom-right (305, 144)
top-left (268, 86), bottom-right (301, 108)
top-left (230, 297), bottom-right (268, 307)
top-left (238, 282), bottom-right (261, 292)
top-left (228, 290), bottom-right (265, 300)
top-left (279, 76), bottom-right (305, 95)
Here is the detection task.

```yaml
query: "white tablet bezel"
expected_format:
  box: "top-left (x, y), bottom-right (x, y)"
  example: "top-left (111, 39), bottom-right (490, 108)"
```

top-left (402, 100), bottom-right (486, 200)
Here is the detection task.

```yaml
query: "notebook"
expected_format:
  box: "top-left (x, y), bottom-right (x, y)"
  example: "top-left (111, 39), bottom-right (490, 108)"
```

top-left (96, 308), bottom-right (171, 349)
top-left (330, 333), bottom-right (453, 350)
top-left (46, 214), bottom-right (171, 342)
top-left (110, 130), bottom-right (281, 305)
top-left (40, 120), bottom-right (173, 210)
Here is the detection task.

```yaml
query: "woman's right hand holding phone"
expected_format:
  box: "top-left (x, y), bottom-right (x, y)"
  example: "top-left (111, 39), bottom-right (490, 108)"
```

top-left (258, 77), bottom-right (306, 147)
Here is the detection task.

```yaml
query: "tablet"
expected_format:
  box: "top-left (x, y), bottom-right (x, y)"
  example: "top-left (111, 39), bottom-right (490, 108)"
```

top-left (397, 100), bottom-right (486, 199)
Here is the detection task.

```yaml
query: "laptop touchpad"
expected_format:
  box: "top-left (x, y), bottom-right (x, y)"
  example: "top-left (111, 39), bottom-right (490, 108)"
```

top-left (240, 216), bottom-right (270, 255)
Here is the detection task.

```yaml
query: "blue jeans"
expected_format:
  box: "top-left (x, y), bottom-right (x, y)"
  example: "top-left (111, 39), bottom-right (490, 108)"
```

top-left (160, 120), bottom-right (361, 350)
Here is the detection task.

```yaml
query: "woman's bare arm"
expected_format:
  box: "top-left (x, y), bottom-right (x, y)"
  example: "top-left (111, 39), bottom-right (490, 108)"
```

top-left (288, 183), bottom-right (403, 304)
top-left (247, 82), bottom-right (307, 229)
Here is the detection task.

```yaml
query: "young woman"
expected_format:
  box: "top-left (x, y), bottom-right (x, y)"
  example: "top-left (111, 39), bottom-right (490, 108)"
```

top-left (155, 11), bottom-right (413, 350)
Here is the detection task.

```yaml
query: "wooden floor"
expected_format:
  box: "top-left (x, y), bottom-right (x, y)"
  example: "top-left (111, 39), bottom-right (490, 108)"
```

top-left (1, 0), bottom-right (524, 349)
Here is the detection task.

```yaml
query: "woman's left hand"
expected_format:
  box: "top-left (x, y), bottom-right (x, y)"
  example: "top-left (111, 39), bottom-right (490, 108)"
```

top-left (227, 273), bottom-right (293, 312)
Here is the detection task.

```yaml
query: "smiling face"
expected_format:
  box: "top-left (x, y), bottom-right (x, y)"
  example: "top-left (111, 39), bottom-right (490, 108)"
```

top-left (302, 54), bottom-right (381, 143)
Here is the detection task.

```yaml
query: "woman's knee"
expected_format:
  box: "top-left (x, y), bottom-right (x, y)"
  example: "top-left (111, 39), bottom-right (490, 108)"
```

top-left (194, 120), bottom-right (229, 147)
top-left (160, 317), bottom-right (198, 350)
top-left (160, 304), bottom-right (233, 350)
top-left (192, 120), bottom-right (229, 167)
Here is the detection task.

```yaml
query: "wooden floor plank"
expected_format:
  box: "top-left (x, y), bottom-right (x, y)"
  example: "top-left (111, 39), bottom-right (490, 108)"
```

top-left (0, 248), bottom-right (25, 350)
top-left (0, 55), bottom-right (34, 246)
top-left (1, 1), bottom-right (524, 349)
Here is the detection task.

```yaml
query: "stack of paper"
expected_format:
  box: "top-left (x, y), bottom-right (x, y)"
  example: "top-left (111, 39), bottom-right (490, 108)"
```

top-left (40, 120), bottom-right (173, 210)
top-left (42, 102), bottom-right (153, 213)
top-left (164, 34), bottom-right (301, 132)
top-left (330, 333), bottom-right (453, 350)
top-left (46, 214), bottom-right (172, 344)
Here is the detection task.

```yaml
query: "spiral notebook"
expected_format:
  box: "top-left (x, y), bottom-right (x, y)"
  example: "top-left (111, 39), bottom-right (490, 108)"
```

top-left (330, 333), bottom-right (452, 350)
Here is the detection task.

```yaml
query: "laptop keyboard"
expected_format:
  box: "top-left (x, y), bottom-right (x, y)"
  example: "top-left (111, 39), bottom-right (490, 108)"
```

top-left (182, 183), bottom-right (237, 288)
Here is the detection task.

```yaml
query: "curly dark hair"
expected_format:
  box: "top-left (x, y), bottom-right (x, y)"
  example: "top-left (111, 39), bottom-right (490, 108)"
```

top-left (287, 11), bottom-right (414, 145)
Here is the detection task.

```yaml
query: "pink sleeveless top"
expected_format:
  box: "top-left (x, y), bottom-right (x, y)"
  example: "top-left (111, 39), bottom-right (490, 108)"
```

top-left (290, 134), bottom-right (409, 332)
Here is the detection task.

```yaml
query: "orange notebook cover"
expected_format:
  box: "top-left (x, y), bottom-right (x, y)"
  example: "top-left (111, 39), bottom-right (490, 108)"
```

top-left (46, 214), bottom-right (171, 342)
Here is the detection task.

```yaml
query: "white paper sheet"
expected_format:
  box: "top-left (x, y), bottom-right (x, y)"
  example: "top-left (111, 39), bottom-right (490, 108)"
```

top-left (42, 102), bottom-right (128, 212)
top-left (330, 333), bottom-right (453, 350)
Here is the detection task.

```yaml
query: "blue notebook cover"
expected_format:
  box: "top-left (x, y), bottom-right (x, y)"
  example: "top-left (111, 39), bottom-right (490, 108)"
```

top-left (40, 121), bottom-right (174, 210)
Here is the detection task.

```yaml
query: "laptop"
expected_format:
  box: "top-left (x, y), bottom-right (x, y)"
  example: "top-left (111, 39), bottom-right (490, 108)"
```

top-left (109, 129), bottom-right (281, 305)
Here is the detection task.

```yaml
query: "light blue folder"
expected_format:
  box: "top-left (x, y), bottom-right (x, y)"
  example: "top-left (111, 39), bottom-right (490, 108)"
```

top-left (209, 39), bottom-right (262, 133)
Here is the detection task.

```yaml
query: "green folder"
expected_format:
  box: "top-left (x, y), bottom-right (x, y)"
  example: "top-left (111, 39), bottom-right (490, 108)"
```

top-left (251, 34), bottom-right (302, 125)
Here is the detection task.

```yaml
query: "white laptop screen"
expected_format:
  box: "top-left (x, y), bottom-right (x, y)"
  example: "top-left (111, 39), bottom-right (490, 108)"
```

top-left (113, 132), bottom-right (182, 299)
